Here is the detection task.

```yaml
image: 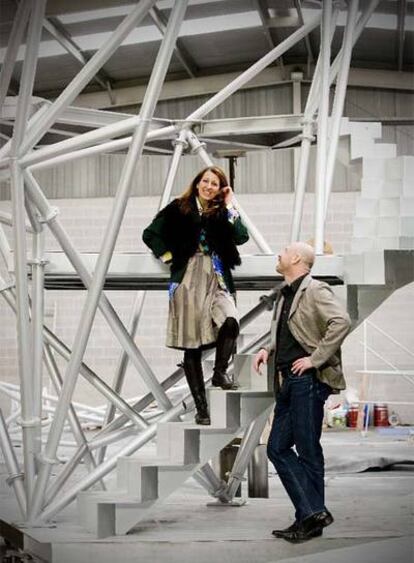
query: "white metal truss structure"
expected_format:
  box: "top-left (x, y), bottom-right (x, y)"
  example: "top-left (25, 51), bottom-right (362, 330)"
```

top-left (2, 0), bottom-right (413, 540)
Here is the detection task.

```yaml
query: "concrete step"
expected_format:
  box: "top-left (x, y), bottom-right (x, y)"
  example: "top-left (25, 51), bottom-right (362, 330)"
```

top-left (77, 489), bottom-right (147, 538)
top-left (79, 386), bottom-right (273, 538)
top-left (234, 353), bottom-right (272, 392)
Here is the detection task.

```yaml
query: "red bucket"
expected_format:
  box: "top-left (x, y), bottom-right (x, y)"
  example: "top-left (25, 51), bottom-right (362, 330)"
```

top-left (373, 403), bottom-right (389, 427)
top-left (347, 405), bottom-right (359, 428)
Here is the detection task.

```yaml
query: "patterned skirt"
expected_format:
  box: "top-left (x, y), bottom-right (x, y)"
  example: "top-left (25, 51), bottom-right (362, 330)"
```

top-left (166, 253), bottom-right (238, 350)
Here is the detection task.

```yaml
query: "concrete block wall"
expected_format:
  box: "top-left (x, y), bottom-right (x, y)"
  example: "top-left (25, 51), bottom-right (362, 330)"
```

top-left (0, 191), bottom-right (413, 422)
top-left (352, 156), bottom-right (414, 253)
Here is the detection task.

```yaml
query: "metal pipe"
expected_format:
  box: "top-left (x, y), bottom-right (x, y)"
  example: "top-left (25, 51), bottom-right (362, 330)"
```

top-left (1, 285), bottom-right (148, 431)
top-left (24, 170), bottom-right (172, 413)
top-left (94, 292), bottom-right (275, 441)
top-left (25, 199), bottom-right (44, 461)
top-left (10, 159), bottom-right (36, 508)
top-left (314, 1), bottom-right (333, 255)
top-left (42, 345), bottom-right (105, 495)
top-left (42, 326), bottom-right (149, 430)
top-left (193, 463), bottom-right (225, 497)
top-left (19, 0), bottom-right (157, 156)
top-left (47, 297), bottom-right (273, 488)
top-left (38, 394), bottom-right (189, 522)
top-left (0, 210), bottom-right (34, 233)
top-left (19, 119), bottom-right (175, 171)
top-left (324, 0), bottom-right (359, 218)
top-left (289, 10), bottom-right (339, 243)
top-left (149, 5), bottom-right (197, 78)
top-left (0, 225), bottom-right (11, 266)
top-left (306, 0), bottom-right (380, 117)
top-left (397, 0), bottom-right (407, 71)
top-left (221, 407), bottom-right (271, 501)
top-left (88, 424), bottom-right (137, 451)
top-left (10, 0), bottom-right (46, 155)
top-left (0, 408), bottom-right (26, 518)
top-left (289, 119), bottom-right (314, 241)
top-left (27, 1), bottom-right (188, 521)
top-left (97, 290), bottom-right (147, 464)
top-left (0, 0), bottom-right (31, 111)
top-left (44, 444), bottom-right (89, 506)
top-left (8, 0), bottom-right (46, 509)
top-left (185, 14), bottom-right (321, 124)
top-left (97, 130), bottom-right (188, 463)
top-left (0, 102), bottom-right (50, 164)
top-left (185, 130), bottom-right (273, 254)
top-left (159, 130), bottom-right (188, 209)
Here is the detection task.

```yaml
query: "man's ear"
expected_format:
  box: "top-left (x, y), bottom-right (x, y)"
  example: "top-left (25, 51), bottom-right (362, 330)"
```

top-left (291, 253), bottom-right (301, 265)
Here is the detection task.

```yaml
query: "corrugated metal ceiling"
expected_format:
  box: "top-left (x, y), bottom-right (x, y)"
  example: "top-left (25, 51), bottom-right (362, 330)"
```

top-left (0, 0), bottom-right (413, 100)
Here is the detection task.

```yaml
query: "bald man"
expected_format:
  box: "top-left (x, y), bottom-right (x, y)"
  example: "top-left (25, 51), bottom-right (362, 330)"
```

top-left (254, 243), bottom-right (351, 543)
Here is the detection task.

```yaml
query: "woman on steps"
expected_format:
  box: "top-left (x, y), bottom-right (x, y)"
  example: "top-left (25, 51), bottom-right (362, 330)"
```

top-left (143, 166), bottom-right (249, 425)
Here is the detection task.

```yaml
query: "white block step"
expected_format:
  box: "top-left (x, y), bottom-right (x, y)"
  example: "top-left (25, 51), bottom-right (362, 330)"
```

top-left (118, 455), bottom-right (198, 502)
top-left (156, 423), bottom-right (200, 465)
top-left (240, 392), bottom-right (274, 427)
top-left (234, 353), bottom-right (272, 392)
top-left (117, 457), bottom-right (161, 501)
top-left (77, 489), bottom-right (146, 538)
top-left (208, 389), bottom-right (241, 427)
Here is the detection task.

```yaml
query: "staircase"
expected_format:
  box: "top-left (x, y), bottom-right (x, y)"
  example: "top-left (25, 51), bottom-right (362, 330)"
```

top-left (77, 355), bottom-right (273, 538)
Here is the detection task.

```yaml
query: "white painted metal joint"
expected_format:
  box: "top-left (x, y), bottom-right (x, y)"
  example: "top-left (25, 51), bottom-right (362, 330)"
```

top-left (172, 136), bottom-right (188, 150)
top-left (19, 416), bottom-right (42, 428)
top-left (299, 130), bottom-right (315, 142)
top-left (227, 472), bottom-right (247, 483)
top-left (39, 206), bottom-right (60, 224)
top-left (186, 130), bottom-right (207, 154)
top-left (0, 281), bottom-right (15, 293)
top-left (6, 472), bottom-right (25, 487)
top-left (38, 453), bottom-right (61, 466)
top-left (27, 258), bottom-right (49, 267)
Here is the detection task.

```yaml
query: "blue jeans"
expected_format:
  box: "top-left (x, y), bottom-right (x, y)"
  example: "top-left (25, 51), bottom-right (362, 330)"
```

top-left (267, 369), bottom-right (332, 523)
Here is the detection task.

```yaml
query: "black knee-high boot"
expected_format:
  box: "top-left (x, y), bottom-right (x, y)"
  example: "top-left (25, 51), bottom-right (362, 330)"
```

top-left (183, 349), bottom-right (210, 425)
top-left (212, 317), bottom-right (239, 390)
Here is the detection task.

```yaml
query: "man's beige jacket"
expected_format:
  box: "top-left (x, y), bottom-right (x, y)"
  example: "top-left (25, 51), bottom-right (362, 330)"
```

top-left (267, 274), bottom-right (351, 392)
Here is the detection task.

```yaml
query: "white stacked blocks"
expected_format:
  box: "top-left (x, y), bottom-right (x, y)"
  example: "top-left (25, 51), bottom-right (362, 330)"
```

top-left (352, 155), bottom-right (414, 253)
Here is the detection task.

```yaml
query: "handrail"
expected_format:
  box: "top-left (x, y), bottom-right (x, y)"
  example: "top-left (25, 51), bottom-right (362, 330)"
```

top-left (366, 319), bottom-right (414, 360)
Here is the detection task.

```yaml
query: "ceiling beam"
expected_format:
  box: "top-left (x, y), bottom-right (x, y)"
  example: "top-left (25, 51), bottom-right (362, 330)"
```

top-left (293, 0), bottom-right (314, 65)
top-left (397, 0), bottom-right (407, 70)
top-left (3, 8), bottom-right (414, 65)
top-left (72, 65), bottom-right (414, 110)
top-left (254, 0), bottom-right (284, 72)
top-left (149, 5), bottom-right (198, 78)
top-left (42, 16), bottom-right (116, 103)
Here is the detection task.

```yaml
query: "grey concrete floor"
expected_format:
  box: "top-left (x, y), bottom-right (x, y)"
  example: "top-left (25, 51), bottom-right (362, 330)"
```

top-left (1, 428), bottom-right (413, 563)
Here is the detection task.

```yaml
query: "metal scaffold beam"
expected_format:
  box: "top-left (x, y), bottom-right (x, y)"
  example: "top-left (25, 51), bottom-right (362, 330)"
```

top-left (0, 0), bottom-right (374, 530)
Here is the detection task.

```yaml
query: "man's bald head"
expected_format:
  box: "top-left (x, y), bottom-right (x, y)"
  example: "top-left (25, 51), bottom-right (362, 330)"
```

top-left (276, 242), bottom-right (315, 281)
top-left (289, 242), bottom-right (315, 269)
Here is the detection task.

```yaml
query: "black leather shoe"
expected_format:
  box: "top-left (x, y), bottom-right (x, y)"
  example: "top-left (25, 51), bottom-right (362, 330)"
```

top-left (211, 370), bottom-right (238, 390)
top-left (282, 511), bottom-right (333, 543)
top-left (272, 520), bottom-right (298, 537)
top-left (272, 521), bottom-right (322, 540)
top-left (302, 510), bottom-right (334, 533)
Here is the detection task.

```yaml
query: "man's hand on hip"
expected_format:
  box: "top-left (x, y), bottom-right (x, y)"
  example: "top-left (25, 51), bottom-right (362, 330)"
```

top-left (291, 356), bottom-right (313, 376)
top-left (254, 348), bottom-right (269, 374)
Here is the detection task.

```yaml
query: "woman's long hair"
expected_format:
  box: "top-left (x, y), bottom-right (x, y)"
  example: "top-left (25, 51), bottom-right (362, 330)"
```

top-left (178, 166), bottom-right (229, 216)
